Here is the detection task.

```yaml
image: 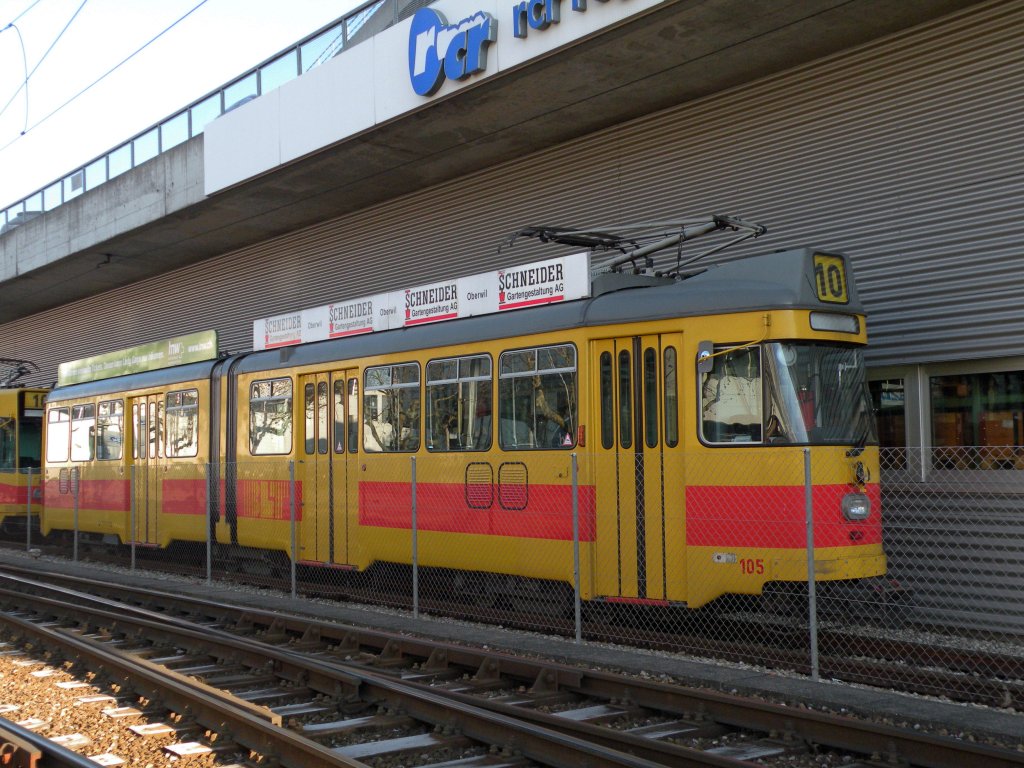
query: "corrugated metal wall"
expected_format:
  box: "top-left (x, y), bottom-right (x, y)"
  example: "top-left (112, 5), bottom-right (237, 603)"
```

top-left (3, 0), bottom-right (1022, 386)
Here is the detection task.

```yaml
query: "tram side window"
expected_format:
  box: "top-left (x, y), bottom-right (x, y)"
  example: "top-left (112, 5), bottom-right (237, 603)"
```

top-left (70, 404), bottom-right (96, 461)
top-left (96, 400), bottom-right (123, 460)
top-left (618, 350), bottom-right (632, 449)
top-left (426, 354), bottom-right (492, 451)
top-left (333, 380), bottom-right (345, 453)
top-left (498, 345), bottom-right (577, 450)
top-left (664, 347), bottom-right (679, 447)
top-left (166, 390), bottom-right (199, 458)
top-left (304, 384), bottom-right (316, 455)
top-left (332, 378), bottom-right (360, 454)
top-left (154, 401), bottom-right (164, 459)
top-left (0, 418), bottom-right (12, 469)
top-left (302, 382), bottom-right (329, 456)
top-left (17, 417), bottom-right (42, 469)
top-left (250, 378), bottom-right (292, 455)
top-left (46, 408), bottom-right (71, 463)
top-left (317, 381), bottom-right (328, 454)
top-left (701, 347), bottom-right (762, 444)
top-left (348, 378), bottom-right (359, 453)
top-left (644, 347), bottom-right (659, 448)
top-left (364, 363), bottom-right (420, 452)
top-left (132, 403), bottom-right (143, 459)
top-left (599, 352), bottom-right (614, 449)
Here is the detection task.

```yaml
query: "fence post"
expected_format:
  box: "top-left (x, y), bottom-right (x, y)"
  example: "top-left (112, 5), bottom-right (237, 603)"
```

top-left (411, 456), bottom-right (419, 619)
top-left (72, 467), bottom-right (80, 563)
top-left (130, 465), bottom-right (137, 571)
top-left (25, 467), bottom-right (32, 552)
top-left (572, 453), bottom-right (581, 644)
top-left (289, 461), bottom-right (297, 599)
top-left (803, 448), bottom-right (819, 682)
top-left (206, 462), bottom-right (213, 585)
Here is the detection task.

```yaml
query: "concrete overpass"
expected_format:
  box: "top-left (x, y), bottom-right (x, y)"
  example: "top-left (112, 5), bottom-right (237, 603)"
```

top-left (0, 0), bottom-right (981, 325)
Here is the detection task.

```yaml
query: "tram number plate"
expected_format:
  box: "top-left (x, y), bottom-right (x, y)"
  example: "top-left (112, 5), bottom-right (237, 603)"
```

top-left (740, 558), bottom-right (765, 575)
top-left (813, 253), bottom-right (849, 304)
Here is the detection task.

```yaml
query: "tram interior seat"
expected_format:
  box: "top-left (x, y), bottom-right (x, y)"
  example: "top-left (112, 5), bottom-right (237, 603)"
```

top-left (500, 418), bottom-right (535, 449)
top-left (472, 414), bottom-right (491, 449)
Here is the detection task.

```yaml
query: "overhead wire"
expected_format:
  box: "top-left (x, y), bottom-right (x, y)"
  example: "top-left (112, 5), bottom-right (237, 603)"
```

top-left (0, 22), bottom-right (29, 135)
top-left (0, 0), bottom-right (45, 30)
top-left (0, 0), bottom-right (90, 125)
top-left (0, 0), bottom-right (210, 156)
top-left (0, 0), bottom-right (64, 131)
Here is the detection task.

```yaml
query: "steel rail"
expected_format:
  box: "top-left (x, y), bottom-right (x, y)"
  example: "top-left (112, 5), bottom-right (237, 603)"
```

top-left (0, 606), bottom-right (368, 768)
top-left (0, 717), bottom-right (100, 768)
top-left (3, 568), bottom-right (1022, 768)
top-left (0, 584), bottom-right (716, 768)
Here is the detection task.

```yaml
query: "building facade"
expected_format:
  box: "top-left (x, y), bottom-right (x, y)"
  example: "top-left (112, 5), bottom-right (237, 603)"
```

top-left (1, 0), bottom-right (1022, 470)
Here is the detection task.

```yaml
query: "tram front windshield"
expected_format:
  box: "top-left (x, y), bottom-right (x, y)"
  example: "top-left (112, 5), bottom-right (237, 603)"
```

top-left (18, 417), bottom-right (42, 468)
top-left (700, 342), bottom-right (877, 446)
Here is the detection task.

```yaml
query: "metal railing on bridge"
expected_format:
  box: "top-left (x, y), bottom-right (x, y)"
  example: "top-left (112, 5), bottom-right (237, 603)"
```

top-left (0, 0), bottom-right (430, 235)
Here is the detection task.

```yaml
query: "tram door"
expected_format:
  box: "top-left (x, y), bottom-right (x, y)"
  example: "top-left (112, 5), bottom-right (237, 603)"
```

top-left (592, 334), bottom-right (685, 602)
top-left (298, 371), bottom-right (357, 565)
top-left (299, 374), bottom-right (330, 563)
top-left (130, 395), bottom-right (163, 546)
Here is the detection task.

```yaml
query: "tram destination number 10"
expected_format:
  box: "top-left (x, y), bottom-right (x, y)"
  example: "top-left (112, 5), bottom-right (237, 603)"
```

top-left (813, 253), bottom-right (848, 304)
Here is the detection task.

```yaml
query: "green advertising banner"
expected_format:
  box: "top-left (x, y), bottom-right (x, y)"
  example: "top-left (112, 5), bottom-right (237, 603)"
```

top-left (57, 330), bottom-right (218, 386)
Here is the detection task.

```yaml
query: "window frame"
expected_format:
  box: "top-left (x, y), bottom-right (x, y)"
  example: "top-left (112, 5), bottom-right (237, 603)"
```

top-left (699, 345), bottom-right (764, 446)
top-left (363, 363), bottom-right (420, 453)
top-left (165, 389), bottom-right (200, 458)
top-left (497, 343), bottom-right (578, 451)
top-left (96, 399), bottom-right (124, 461)
top-left (425, 353), bottom-right (492, 452)
top-left (664, 346), bottom-right (679, 447)
top-left (70, 403), bottom-right (96, 462)
top-left (643, 346), bottom-right (659, 448)
top-left (870, 357), bottom-right (1024, 482)
top-left (249, 377), bottom-right (293, 456)
top-left (46, 407), bottom-right (71, 463)
top-left (599, 351), bottom-right (614, 449)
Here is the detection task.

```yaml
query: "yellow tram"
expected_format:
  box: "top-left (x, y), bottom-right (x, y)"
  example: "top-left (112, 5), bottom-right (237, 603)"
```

top-left (42, 218), bottom-right (886, 609)
top-left (0, 360), bottom-right (45, 533)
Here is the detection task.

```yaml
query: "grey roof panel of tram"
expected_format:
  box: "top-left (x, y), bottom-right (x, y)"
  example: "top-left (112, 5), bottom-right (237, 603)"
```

top-left (47, 360), bottom-right (223, 402)
top-left (236, 246), bottom-right (862, 374)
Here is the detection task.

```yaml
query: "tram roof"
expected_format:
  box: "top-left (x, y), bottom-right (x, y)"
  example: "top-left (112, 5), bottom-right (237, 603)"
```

top-left (45, 247), bottom-right (862, 401)
top-left (45, 360), bottom-right (223, 402)
top-left (240, 246), bottom-right (863, 372)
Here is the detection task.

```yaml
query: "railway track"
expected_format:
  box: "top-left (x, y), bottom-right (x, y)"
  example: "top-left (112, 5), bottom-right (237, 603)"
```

top-left (3, 546), bottom-right (1023, 709)
top-left (0, 717), bottom-right (100, 767)
top-left (0, 567), bottom-right (1020, 767)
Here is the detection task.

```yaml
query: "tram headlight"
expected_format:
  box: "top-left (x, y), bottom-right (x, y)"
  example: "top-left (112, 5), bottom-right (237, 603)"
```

top-left (809, 312), bottom-right (859, 333)
top-left (842, 492), bottom-right (871, 521)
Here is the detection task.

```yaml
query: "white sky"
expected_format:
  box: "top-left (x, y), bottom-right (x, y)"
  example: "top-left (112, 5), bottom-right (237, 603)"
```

top-left (0, 0), bottom-right (358, 210)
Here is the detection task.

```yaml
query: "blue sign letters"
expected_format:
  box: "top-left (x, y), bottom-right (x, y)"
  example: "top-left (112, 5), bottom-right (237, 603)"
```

top-left (512, 0), bottom-right (560, 38)
top-left (408, 8), bottom-right (497, 96)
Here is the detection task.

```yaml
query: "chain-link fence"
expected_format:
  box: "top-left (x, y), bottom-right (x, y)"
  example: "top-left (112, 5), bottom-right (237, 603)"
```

top-left (22, 447), bottom-right (1024, 700)
top-left (879, 446), bottom-right (1024, 634)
